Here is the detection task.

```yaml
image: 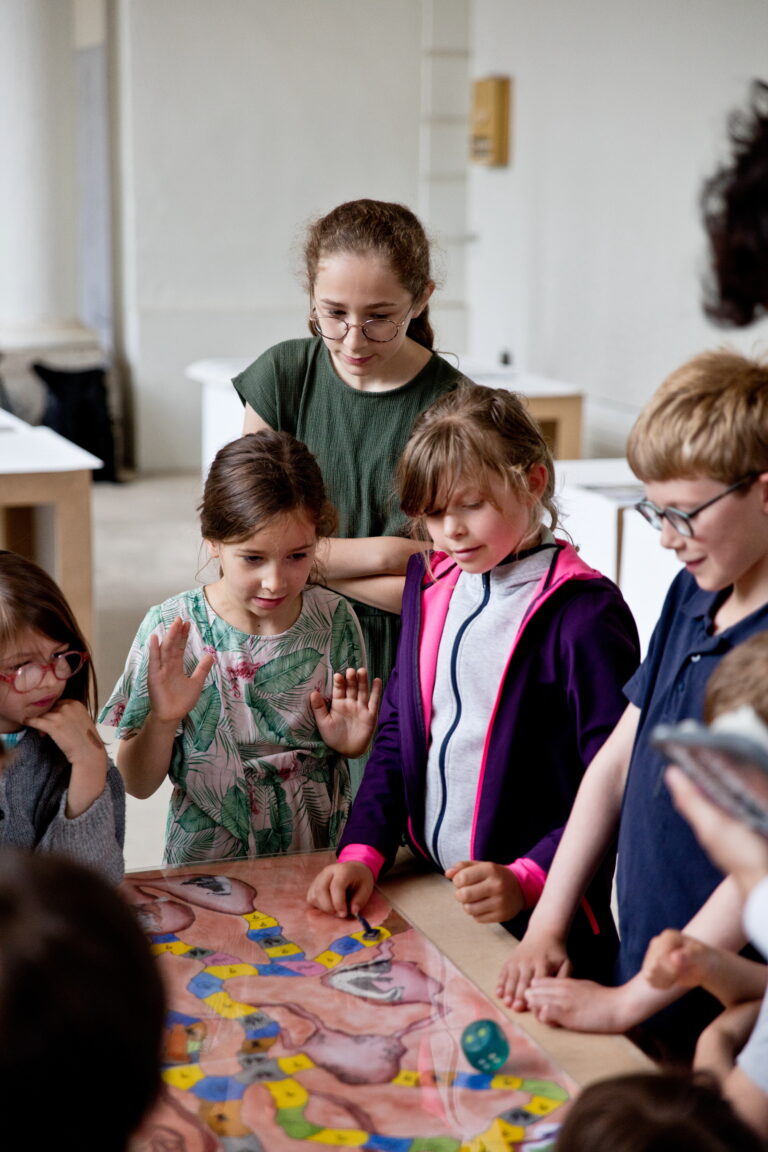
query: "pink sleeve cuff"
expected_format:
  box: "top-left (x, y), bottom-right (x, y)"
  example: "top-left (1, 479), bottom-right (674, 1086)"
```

top-left (508, 857), bottom-right (547, 908)
top-left (338, 844), bottom-right (386, 881)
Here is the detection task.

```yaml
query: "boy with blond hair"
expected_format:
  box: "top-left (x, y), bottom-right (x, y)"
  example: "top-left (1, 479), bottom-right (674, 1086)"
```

top-left (498, 349), bottom-right (768, 1058)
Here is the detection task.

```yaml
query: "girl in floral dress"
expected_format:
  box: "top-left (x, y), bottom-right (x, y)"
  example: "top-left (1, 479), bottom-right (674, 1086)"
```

top-left (100, 431), bottom-right (381, 865)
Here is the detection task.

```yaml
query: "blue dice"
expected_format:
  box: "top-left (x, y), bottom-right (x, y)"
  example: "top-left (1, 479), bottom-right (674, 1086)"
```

top-left (460, 1018), bottom-right (510, 1073)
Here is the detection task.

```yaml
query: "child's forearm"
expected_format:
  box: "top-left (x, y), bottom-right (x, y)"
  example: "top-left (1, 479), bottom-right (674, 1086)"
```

top-left (701, 952), bottom-right (768, 1006)
top-left (115, 714), bottom-right (178, 798)
top-left (326, 575), bottom-right (405, 614)
top-left (608, 877), bottom-right (750, 1032)
top-left (66, 744), bottom-right (109, 818)
top-left (318, 537), bottom-right (425, 580)
top-left (525, 704), bottom-right (638, 938)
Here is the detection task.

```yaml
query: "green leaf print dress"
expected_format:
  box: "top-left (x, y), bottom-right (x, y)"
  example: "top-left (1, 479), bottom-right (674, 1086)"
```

top-left (99, 585), bottom-right (362, 865)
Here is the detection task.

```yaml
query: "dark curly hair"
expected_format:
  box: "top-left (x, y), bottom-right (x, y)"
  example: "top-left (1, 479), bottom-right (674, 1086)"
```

top-left (702, 79), bottom-right (768, 326)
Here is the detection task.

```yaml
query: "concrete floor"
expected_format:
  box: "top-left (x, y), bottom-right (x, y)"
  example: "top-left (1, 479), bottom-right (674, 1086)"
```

top-left (92, 471), bottom-right (203, 870)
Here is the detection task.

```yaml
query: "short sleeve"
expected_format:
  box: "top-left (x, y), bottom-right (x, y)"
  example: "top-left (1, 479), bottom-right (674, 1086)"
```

top-left (231, 339), bottom-right (317, 434)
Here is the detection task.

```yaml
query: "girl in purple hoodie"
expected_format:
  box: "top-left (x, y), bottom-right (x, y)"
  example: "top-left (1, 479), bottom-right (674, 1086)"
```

top-left (308, 383), bottom-right (639, 978)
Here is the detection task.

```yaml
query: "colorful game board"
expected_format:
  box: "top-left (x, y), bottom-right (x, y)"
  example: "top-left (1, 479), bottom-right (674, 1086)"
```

top-left (127, 852), bottom-right (575, 1151)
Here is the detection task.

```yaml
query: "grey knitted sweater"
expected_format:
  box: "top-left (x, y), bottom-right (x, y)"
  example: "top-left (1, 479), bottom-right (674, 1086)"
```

top-left (0, 728), bottom-right (125, 884)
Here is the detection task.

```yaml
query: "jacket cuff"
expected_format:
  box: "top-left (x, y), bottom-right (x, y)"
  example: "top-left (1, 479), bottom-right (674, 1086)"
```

top-left (507, 857), bottom-right (547, 908)
top-left (338, 844), bottom-right (385, 881)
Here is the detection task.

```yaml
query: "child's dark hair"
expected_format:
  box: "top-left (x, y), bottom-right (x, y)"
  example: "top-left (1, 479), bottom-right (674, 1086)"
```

top-left (0, 550), bottom-right (95, 711)
top-left (0, 847), bottom-right (165, 1151)
top-left (398, 382), bottom-right (558, 541)
top-left (555, 1070), bottom-right (765, 1152)
top-left (199, 430), bottom-right (337, 544)
top-left (702, 79), bottom-right (768, 327)
top-left (303, 198), bottom-right (436, 350)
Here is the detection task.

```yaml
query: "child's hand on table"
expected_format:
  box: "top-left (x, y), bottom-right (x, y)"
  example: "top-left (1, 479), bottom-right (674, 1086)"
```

top-left (496, 929), bottom-right (572, 1010)
top-left (307, 860), bottom-right (374, 918)
top-left (446, 860), bottom-right (524, 924)
top-left (310, 668), bottom-right (382, 758)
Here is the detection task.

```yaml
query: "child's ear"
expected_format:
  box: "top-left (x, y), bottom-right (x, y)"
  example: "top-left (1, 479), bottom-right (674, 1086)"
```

top-left (757, 473), bottom-right (768, 512)
top-left (412, 280), bottom-right (436, 317)
top-left (527, 463), bottom-right (549, 499)
top-left (205, 539), bottom-right (220, 561)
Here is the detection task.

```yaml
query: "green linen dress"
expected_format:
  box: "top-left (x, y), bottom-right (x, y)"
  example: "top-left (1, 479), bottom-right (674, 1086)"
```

top-left (232, 337), bottom-right (462, 786)
top-left (99, 584), bottom-right (363, 865)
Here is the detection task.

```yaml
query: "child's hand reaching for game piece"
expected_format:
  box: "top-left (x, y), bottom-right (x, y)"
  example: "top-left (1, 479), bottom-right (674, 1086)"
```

top-left (147, 618), bottom-right (216, 724)
top-left (307, 861), bottom-right (374, 918)
top-left (446, 860), bottom-right (524, 924)
top-left (310, 668), bottom-right (382, 758)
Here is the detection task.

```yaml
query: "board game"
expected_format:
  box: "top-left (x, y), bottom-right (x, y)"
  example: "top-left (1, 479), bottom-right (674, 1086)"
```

top-left (126, 852), bottom-right (575, 1151)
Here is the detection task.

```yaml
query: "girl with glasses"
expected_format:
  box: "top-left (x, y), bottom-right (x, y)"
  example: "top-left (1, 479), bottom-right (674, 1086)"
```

top-left (0, 551), bottom-right (124, 883)
top-left (233, 199), bottom-right (464, 790)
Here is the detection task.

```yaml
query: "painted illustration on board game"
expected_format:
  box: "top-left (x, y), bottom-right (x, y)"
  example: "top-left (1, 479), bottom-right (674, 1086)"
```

top-left (126, 853), bottom-right (575, 1151)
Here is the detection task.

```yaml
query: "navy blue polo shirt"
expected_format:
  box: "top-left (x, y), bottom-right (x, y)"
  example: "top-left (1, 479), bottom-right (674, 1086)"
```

top-left (616, 569), bottom-right (768, 986)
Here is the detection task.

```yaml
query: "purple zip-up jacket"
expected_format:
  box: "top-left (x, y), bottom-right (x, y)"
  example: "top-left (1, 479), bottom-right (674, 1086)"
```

top-left (339, 542), bottom-right (640, 965)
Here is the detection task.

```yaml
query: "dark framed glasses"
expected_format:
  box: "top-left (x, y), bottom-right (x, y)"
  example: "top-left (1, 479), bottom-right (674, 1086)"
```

top-left (634, 475), bottom-right (757, 538)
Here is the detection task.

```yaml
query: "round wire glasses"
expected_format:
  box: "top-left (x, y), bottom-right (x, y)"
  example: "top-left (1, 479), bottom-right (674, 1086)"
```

top-left (310, 308), bottom-right (411, 343)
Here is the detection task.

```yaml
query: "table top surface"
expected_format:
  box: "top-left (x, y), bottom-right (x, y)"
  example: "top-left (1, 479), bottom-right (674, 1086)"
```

top-left (377, 854), bottom-right (652, 1087)
top-left (0, 409), bottom-right (102, 472)
top-left (130, 850), bottom-right (651, 1095)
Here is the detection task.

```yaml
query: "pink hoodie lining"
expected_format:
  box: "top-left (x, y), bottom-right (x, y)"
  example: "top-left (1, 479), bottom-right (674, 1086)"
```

top-left (508, 857), bottom-right (547, 908)
top-left (338, 844), bottom-right (385, 880)
top-left (417, 543), bottom-right (603, 859)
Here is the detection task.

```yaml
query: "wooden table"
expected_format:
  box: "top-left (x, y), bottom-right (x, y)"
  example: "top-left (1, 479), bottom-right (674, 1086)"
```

top-left (129, 849), bottom-right (651, 1152)
top-left (0, 409), bottom-right (102, 640)
top-left (378, 853), bottom-right (651, 1089)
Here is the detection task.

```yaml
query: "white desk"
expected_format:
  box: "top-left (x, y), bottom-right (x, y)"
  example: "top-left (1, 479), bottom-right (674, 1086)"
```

top-left (0, 408), bottom-right (102, 640)
top-left (187, 357), bottom-right (584, 476)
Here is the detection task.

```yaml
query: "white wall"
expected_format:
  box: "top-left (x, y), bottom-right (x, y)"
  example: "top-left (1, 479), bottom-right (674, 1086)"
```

top-left (467, 0), bottom-right (768, 454)
top-left (115, 0), bottom-right (437, 471)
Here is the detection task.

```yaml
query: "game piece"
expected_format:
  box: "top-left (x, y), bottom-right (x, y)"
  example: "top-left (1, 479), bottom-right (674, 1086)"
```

top-left (356, 911), bottom-right (381, 940)
top-left (461, 1018), bottom-right (511, 1073)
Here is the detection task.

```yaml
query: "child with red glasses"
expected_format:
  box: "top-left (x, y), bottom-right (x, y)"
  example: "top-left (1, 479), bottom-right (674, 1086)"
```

top-left (0, 551), bottom-right (124, 882)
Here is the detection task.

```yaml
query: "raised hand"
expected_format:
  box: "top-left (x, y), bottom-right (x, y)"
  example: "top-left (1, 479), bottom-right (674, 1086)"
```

top-left (147, 618), bottom-right (216, 724)
top-left (310, 668), bottom-right (382, 757)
